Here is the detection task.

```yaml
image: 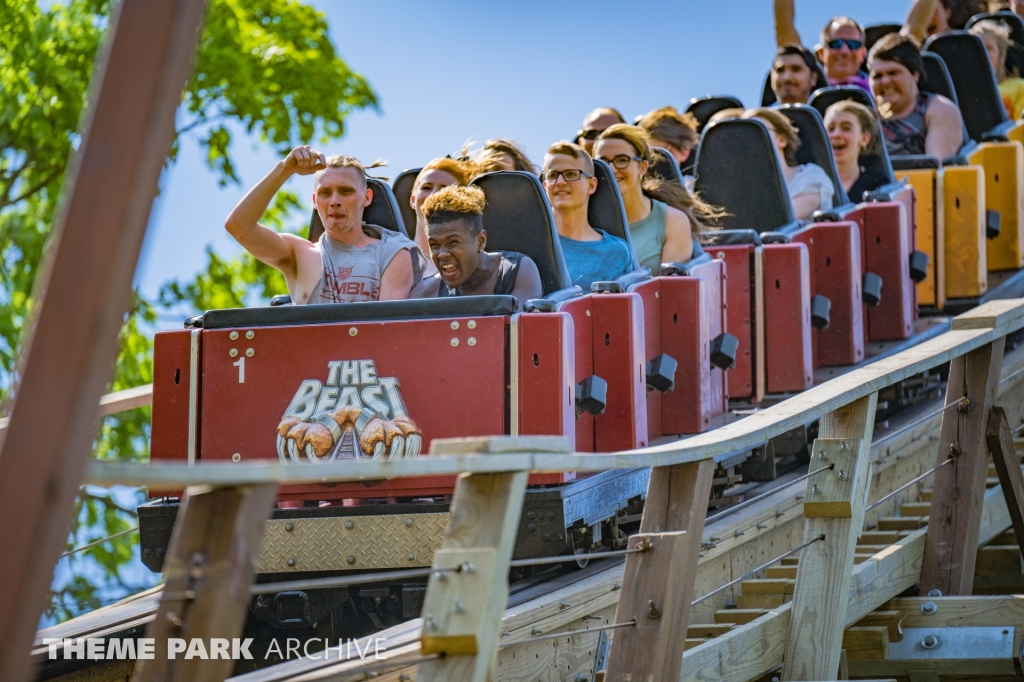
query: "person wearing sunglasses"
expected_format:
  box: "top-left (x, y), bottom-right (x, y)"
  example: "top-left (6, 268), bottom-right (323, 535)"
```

top-left (593, 125), bottom-right (725, 272)
top-left (541, 142), bottom-right (633, 290)
top-left (574, 107), bottom-right (625, 155)
top-left (773, 0), bottom-right (941, 93)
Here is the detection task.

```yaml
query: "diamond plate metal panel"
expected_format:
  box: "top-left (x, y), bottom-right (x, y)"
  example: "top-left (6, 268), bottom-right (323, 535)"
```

top-left (257, 512), bottom-right (449, 573)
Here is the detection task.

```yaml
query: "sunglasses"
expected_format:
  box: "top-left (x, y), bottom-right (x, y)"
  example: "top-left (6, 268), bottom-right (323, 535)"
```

top-left (826, 38), bottom-right (864, 50)
top-left (540, 169), bottom-right (592, 184)
top-left (577, 129), bottom-right (603, 141)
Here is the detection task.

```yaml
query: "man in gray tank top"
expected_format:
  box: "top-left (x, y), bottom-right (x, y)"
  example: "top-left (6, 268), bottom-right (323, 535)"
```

top-left (225, 146), bottom-right (424, 304)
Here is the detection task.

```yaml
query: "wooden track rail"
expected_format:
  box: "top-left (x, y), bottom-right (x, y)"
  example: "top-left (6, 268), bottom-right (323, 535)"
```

top-left (27, 297), bottom-right (1024, 682)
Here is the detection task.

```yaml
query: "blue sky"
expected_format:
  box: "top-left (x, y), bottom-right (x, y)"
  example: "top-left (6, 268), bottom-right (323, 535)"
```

top-left (136, 0), bottom-right (905, 307)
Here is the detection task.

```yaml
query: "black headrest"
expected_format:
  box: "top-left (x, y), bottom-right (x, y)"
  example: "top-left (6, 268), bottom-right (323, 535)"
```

top-left (586, 159), bottom-right (642, 272)
top-left (920, 52), bottom-right (958, 104)
top-left (965, 11), bottom-right (1024, 81)
top-left (471, 171), bottom-right (573, 296)
top-left (650, 147), bottom-right (686, 184)
top-left (694, 118), bottom-right (796, 232)
top-left (808, 87), bottom-right (898, 187)
top-left (686, 96), bottom-right (745, 132)
top-left (761, 59), bottom-right (829, 107)
top-left (203, 296), bottom-right (518, 329)
top-left (391, 168), bottom-right (421, 240)
top-left (865, 23), bottom-right (902, 51)
top-left (924, 32), bottom-right (1009, 142)
top-left (777, 104), bottom-right (850, 206)
top-left (306, 177), bottom-right (408, 242)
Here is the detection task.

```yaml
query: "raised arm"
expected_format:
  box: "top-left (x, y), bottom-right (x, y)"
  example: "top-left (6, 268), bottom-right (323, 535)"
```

top-left (224, 146), bottom-right (325, 277)
top-left (774, 0), bottom-right (802, 47)
top-left (903, 0), bottom-right (941, 44)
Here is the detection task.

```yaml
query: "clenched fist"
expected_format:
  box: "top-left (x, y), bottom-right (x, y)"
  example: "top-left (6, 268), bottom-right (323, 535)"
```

top-left (282, 145), bottom-right (327, 176)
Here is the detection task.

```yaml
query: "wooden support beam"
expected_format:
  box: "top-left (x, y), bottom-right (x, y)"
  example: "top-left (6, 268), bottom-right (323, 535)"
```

top-left (603, 459), bottom-right (714, 681)
top-left (417, 461), bottom-right (529, 682)
top-left (0, 0), bottom-right (208, 678)
top-left (921, 338), bottom-right (1005, 595)
top-left (841, 626), bottom-right (889, 660)
top-left (783, 392), bottom-right (878, 681)
top-left (986, 406), bottom-right (1024, 559)
top-left (133, 483), bottom-right (276, 682)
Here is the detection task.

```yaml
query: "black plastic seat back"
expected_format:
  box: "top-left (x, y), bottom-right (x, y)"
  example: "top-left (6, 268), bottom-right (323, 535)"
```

top-left (920, 52), bottom-right (959, 104)
top-left (808, 87), bottom-right (898, 187)
top-left (924, 31), bottom-right (1010, 141)
top-left (686, 96), bottom-right (744, 132)
top-left (694, 118), bottom-right (797, 232)
top-left (307, 177), bottom-right (408, 242)
top-left (391, 168), bottom-right (421, 240)
top-left (471, 171), bottom-right (573, 295)
top-left (777, 104), bottom-right (850, 206)
top-left (965, 11), bottom-right (1024, 81)
top-left (865, 23), bottom-right (902, 51)
top-left (650, 147), bottom-right (685, 184)
top-left (586, 159), bottom-right (642, 272)
top-left (761, 59), bottom-right (829, 106)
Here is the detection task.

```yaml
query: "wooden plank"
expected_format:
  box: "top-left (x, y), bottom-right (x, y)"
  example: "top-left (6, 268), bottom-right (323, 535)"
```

top-left (0, 383), bottom-right (153, 441)
top-left (417, 470), bottom-right (528, 682)
top-left (783, 393), bottom-right (877, 681)
top-left (898, 502), bottom-right (932, 516)
top-left (950, 298), bottom-right (1024, 330)
top-left (83, 303), bottom-right (1024, 490)
top-left (740, 579), bottom-right (794, 595)
top-left (841, 626), bottom-right (889, 660)
top-left (604, 459), bottom-right (714, 681)
top-left (974, 545), bottom-right (1024, 575)
top-left (134, 483), bottom-right (276, 682)
top-left (737, 593), bottom-right (786, 609)
top-left (851, 611), bottom-right (902, 642)
top-left (876, 517), bottom-right (926, 531)
top-left (714, 609), bottom-right (768, 625)
top-left (921, 338), bottom-right (1006, 595)
top-left (986, 406), bottom-right (1024, 559)
top-left (0, 0), bottom-right (210, 678)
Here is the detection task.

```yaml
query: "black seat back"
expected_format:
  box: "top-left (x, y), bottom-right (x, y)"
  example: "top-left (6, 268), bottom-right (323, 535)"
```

top-left (865, 23), bottom-right (902, 51)
top-left (471, 171), bottom-right (573, 295)
top-left (586, 159), bottom-right (642, 272)
top-left (695, 118), bottom-right (797, 232)
top-left (761, 59), bottom-right (829, 106)
top-left (307, 177), bottom-right (408, 242)
top-left (924, 31), bottom-right (1010, 141)
top-left (965, 11), bottom-right (1024, 81)
top-left (808, 86), bottom-right (898, 187)
top-left (920, 52), bottom-right (959, 104)
top-left (686, 96), bottom-right (744, 132)
top-left (391, 168), bottom-right (421, 240)
top-left (777, 104), bottom-right (851, 206)
top-left (650, 146), bottom-right (686, 184)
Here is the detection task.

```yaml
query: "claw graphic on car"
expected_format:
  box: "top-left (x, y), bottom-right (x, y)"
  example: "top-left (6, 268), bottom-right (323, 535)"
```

top-left (276, 360), bottom-right (422, 463)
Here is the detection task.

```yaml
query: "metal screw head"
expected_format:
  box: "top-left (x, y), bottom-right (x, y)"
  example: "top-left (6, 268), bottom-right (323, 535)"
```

top-left (647, 600), bottom-right (662, 619)
top-left (451, 321), bottom-right (460, 330)
top-left (927, 588), bottom-right (943, 597)
top-left (920, 601), bottom-right (938, 615)
top-left (838, 469), bottom-right (848, 480)
top-left (527, 523), bottom-right (536, 532)
top-left (345, 520), bottom-right (354, 530)
top-left (612, 582), bottom-right (621, 591)
top-left (405, 518), bottom-right (413, 527)
top-left (348, 327), bottom-right (357, 336)
top-left (527, 511), bottom-right (535, 520)
top-left (559, 600), bottom-right (571, 609)
top-left (468, 337), bottom-right (477, 347)
top-left (544, 533), bottom-right (552, 541)
top-left (818, 451), bottom-right (828, 461)
top-left (811, 484), bottom-right (821, 495)
top-left (453, 600), bottom-right (466, 614)
top-left (346, 555), bottom-right (356, 564)
top-left (450, 338), bottom-right (459, 347)
top-left (231, 453), bottom-right (241, 462)
top-left (284, 522), bottom-right (294, 532)
top-left (920, 634), bottom-right (940, 649)
top-left (229, 331), bottom-right (239, 340)
top-left (407, 553), bottom-right (415, 562)
top-left (229, 348), bottom-right (238, 358)
top-left (246, 348), bottom-right (254, 357)
top-left (531, 627), bottom-right (544, 635)
top-left (841, 440), bottom-right (850, 451)
top-left (245, 330), bottom-right (254, 340)
top-left (467, 320), bottom-right (476, 329)
top-left (287, 558), bottom-right (295, 566)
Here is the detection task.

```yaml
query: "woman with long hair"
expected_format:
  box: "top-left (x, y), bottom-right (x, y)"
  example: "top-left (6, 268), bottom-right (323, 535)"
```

top-left (824, 100), bottom-right (888, 202)
top-left (593, 124), bottom-right (722, 271)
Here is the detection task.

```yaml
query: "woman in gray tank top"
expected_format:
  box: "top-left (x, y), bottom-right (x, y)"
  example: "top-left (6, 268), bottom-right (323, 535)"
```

top-left (594, 125), bottom-right (720, 273)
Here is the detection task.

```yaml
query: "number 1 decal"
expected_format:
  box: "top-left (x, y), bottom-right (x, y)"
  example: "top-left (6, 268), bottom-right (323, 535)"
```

top-left (233, 356), bottom-right (245, 383)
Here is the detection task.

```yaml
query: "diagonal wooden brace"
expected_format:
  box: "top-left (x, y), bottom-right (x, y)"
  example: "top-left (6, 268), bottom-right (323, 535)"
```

top-left (986, 406), bottom-right (1024, 561)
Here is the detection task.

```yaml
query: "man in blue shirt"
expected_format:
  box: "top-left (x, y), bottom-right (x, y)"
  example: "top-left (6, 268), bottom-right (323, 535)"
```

top-left (541, 141), bottom-right (633, 290)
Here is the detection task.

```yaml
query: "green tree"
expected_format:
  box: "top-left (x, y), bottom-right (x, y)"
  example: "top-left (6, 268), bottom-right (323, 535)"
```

top-left (0, 0), bottom-right (376, 621)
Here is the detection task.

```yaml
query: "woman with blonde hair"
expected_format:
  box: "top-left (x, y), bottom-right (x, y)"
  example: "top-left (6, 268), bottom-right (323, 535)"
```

top-left (477, 138), bottom-right (537, 173)
top-left (636, 106), bottom-right (699, 167)
top-left (593, 124), bottom-right (723, 270)
top-left (742, 108), bottom-right (834, 220)
top-left (969, 19), bottom-right (1024, 119)
top-left (409, 157), bottom-right (481, 277)
top-left (824, 100), bottom-right (888, 201)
